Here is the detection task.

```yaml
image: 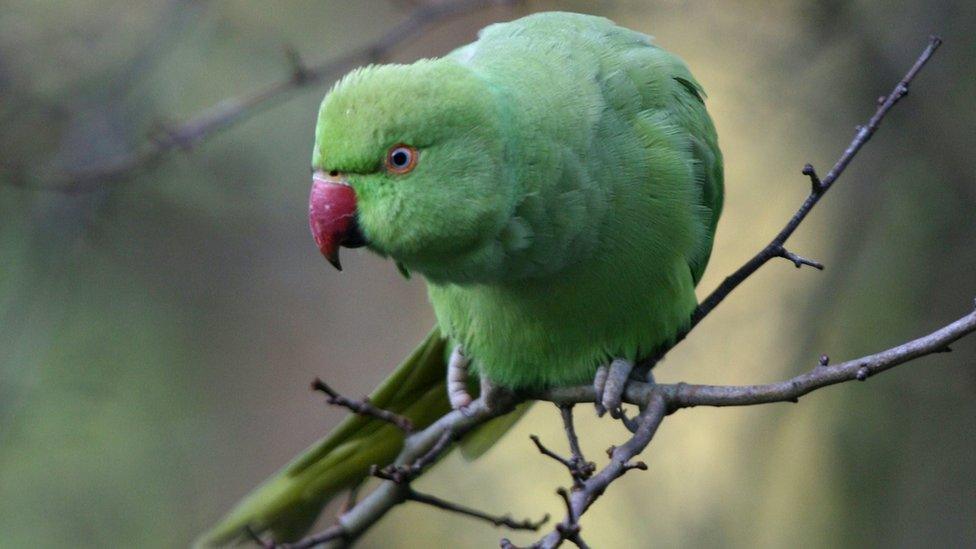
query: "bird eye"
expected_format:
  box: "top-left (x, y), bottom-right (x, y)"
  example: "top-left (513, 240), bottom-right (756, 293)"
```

top-left (385, 144), bottom-right (418, 174)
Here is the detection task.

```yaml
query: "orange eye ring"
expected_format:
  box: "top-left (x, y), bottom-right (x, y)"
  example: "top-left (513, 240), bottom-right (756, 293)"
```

top-left (385, 144), bottom-right (418, 175)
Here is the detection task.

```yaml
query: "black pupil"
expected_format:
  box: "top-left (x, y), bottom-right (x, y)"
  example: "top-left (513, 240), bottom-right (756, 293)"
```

top-left (391, 149), bottom-right (410, 167)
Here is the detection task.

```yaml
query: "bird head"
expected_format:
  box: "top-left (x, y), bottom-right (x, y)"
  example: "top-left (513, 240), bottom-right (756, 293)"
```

top-left (309, 59), bottom-right (514, 279)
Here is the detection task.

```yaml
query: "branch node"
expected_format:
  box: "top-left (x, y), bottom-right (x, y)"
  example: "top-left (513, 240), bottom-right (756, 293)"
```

top-left (617, 407), bottom-right (640, 433)
top-left (552, 488), bottom-right (589, 547)
top-left (775, 247), bottom-right (825, 270)
top-left (368, 463), bottom-right (402, 483)
top-left (856, 366), bottom-right (871, 381)
top-left (818, 354), bottom-right (830, 367)
top-left (623, 460), bottom-right (648, 472)
top-left (801, 163), bottom-right (823, 192)
top-left (529, 435), bottom-right (594, 486)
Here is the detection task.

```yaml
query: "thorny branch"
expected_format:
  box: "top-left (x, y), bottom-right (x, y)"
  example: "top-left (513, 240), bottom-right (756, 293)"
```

top-left (250, 36), bottom-right (970, 549)
top-left (24, 0), bottom-right (520, 193)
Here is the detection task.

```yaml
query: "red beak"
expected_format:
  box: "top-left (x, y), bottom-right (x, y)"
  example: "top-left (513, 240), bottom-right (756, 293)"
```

top-left (309, 172), bottom-right (365, 271)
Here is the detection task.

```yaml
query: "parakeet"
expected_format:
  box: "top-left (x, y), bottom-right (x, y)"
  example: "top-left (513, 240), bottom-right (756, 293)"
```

top-left (198, 11), bottom-right (722, 546)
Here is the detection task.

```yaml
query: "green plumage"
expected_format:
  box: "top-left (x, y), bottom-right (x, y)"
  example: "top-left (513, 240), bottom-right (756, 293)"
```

top-left (199, 12), bottom-right (722, 545)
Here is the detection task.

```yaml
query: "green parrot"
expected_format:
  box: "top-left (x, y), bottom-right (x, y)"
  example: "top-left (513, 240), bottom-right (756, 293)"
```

top-left (198, 11), bottom-right (722, 546)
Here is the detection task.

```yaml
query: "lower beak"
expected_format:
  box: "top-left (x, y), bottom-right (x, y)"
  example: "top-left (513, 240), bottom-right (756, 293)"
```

top-left (308, 172), bottom-right (367, 271)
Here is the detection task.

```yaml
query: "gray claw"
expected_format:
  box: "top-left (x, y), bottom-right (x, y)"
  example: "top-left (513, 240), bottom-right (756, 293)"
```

top-left (448, 345), bottom-right (473, 410)
top-left (593, 364), bottom-right (609, 416)
top-left (602, 358), bottom-right (634, 418)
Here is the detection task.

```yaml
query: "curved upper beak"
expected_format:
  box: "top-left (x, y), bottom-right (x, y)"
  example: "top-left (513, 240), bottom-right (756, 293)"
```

top-left (309, 171), bottom-right (367, 271)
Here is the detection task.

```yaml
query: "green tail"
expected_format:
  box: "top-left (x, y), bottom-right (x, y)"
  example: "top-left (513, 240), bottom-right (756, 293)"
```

top-left (196, 329), bottom-right (528, 546)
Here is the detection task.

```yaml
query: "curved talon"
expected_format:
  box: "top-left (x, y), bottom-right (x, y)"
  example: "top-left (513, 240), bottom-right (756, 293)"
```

top-left (593, 364), bottom-right (609, 416)
top-left (448, 345), bottom-right (473, 410)
top-left (602, 358), bottom-right (634, 418)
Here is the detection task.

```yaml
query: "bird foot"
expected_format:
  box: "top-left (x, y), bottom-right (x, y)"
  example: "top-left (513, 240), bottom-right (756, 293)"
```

top-left (447, 345), bottom-right (473, 411)
top-left (593, 358), bottom-right (634, 418)
top-left (447, 345), bottom-right (511, 417)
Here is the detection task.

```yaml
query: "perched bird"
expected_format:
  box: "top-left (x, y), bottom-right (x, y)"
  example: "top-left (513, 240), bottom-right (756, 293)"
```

top-left (198, 11), bottom-right (722, 546)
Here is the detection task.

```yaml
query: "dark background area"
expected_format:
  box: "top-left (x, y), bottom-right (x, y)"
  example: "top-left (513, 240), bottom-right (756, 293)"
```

top-left (1, 1), bottom-right (974, 547)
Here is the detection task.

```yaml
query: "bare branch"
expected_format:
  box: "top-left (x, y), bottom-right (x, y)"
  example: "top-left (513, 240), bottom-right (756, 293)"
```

top-left (529, 434), bottom-right (595, 489)
top-left (311, 378), bottom-right (414, 433)
top-left (326, 390), bottom-right (518, 547)
top-left (531, 396), bottom-right (666, 549)
top-left (406, 488), bottom-right (549, 531)
top-left (558, 406), bottom-right (585, 464)
top-left (528, 405), bottom-right (595, 489)
top-left (285, 300), bottom-right (975, 548)
top-left (370, 430), bottom-right (454, 482)
top-left (282, 302), bottom-right (974, 548)
top-left (541, 308), bottom-right (976, 409)
top-left (638, 35), bottom-right (943, 371)
top-left (528, 303), bottom-right (974, 547)
top-left (29, 0), bottom-right (522, 193)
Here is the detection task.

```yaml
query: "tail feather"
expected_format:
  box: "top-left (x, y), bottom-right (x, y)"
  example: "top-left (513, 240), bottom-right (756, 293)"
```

top-left (196, 330), bottom-right (451, 546)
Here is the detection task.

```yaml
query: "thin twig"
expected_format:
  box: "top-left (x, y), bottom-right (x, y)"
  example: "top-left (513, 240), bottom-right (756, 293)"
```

top-left (529, 435), bottom-right (595, 489)
top-left (528, 405), bottom-right (596, 489)
top-left (638, 35), bottom-right (943, 371)
top-left (776, 247), bottom-right (825, 270)
top-left (552, 487), bottom-right (590, 549)
top-left (532, 397), bottom-right (665, 549)
top-left (406, 488), bottom-right (549, 531)
top-left (312, 378), bottom-right (414, 432)
top-left (329, 391), bottom-right (518, 547)
top-left (28, 0), bottom-right (521, 192)
top-left (559, 405), bottom-right (586, 464)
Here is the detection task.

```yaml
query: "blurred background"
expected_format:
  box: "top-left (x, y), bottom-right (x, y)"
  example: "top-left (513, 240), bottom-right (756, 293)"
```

top-left (2, 1), bottom-right (974, 547)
